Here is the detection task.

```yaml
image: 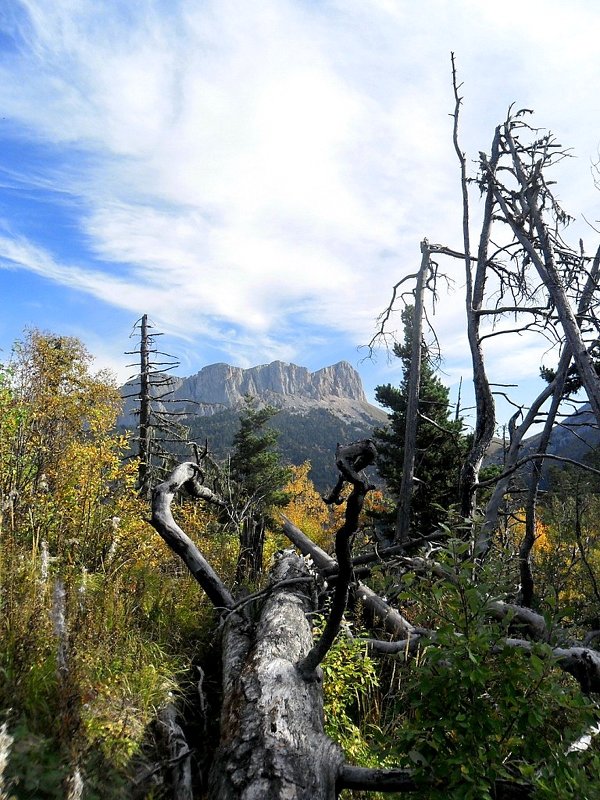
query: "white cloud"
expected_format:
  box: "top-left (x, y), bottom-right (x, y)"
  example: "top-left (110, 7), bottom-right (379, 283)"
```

top-left (0, 0), bottom-right (599, 396)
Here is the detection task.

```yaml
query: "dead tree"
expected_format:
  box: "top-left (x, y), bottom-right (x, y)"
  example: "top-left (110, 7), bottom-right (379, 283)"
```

top-left (447, 59), bottom-right (600, 529)
top-left (145, 72), bottom-right (600, 798)
top-left (476, 245), bottom-right (600, 560)
top-left (372, 60), bottom-right (600, 597)
top-left (483, 123), bottom-right (600, 424)
top-left (366, 242), bottom-right (454, 544)
top-left (450, 55), bottom-right (498, 519)
top-left (395, 242), bottom-right (431, 544)
top-left (125, 315), bottom-right (191, 498)
top-left (150, 442), bottom-right (428, 798)
top-left (147, 438), bottom-right (600, 798)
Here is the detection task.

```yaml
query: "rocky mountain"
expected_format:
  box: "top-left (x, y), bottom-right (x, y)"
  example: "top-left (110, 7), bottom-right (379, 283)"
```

top-left (172, 360), bottom-right (367, 407)
top-left (119, 360), bottom-right (388, 491)
top-left (528, 404), bottom-right (600, 465)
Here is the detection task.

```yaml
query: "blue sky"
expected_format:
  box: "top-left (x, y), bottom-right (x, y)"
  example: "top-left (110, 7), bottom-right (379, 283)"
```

top-left (0, 0), bottom-right (599, 427)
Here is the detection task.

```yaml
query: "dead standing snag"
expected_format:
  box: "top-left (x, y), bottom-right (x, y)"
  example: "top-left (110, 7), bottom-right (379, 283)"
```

top-left (322, 438), bottom-right (377, 506)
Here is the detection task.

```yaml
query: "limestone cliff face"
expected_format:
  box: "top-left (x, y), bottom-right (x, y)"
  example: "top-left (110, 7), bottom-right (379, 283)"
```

top-left (119, 360), bottom-right (384, 429)
top-left (118, 360), bottom-right (387, 490)
top-left (175, 360), bottom-right (367, 407)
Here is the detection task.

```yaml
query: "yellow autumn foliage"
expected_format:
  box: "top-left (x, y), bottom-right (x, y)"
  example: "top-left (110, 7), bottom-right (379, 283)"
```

top-left (280, 462), bottom-right (345, 552)
top-left (0, 331), bottom-right (210, 791)
top-left (506, 502), bottom-right (600, 614)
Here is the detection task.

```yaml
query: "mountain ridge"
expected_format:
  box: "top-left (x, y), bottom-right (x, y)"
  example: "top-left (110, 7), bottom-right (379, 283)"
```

top-left (120, 359), bottom-right (386, 425)
top-left (173, 359), bottom-right (368, 405)
top-left (118, 359), bottom-right (387, 491)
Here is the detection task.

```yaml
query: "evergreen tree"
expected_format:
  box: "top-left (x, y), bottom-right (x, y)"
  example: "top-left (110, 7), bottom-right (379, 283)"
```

top-left (230, 397), bottom-right (291, 583)
top-left (374, 307), bottom-right (467, 536)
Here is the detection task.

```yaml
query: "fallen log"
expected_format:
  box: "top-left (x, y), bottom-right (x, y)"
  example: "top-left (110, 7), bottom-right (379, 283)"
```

top-left (281, 515), bottom-right (416, 639)
top-left (208, 550), bottom-right (344, 799)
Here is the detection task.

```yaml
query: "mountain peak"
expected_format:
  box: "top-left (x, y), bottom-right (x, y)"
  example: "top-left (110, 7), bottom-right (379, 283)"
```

top-left (118, 359), bottom-right (386, 490)
top-left (178, 360), bottom-right (367, 407)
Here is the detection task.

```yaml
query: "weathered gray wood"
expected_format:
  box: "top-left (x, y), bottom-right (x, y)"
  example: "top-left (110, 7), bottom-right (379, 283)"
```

top-left (450, 62), bottom-right (499, 519)
top-left (299, 442), bottom-right (375, 678)
top-left (501, 639), bottom-right (600, 694)
top-left (281, 515), bottom-right (336, 571)
top-left (395, 241), bottom-right (430, 543)
top-left (157, 705), bottom-right (193, 800)
top-left (138, 313), bottom-right (151, 497)
top-left (456, 125), bottom-right (500, 519)
top-left (338, 765), bottom-right (418, 792)
top-left (151, 462), bottom-right (234, 610)
top-left (281, 516), bottom-right (415, 638)
top-left (209, 550), bottom-right (344, 799)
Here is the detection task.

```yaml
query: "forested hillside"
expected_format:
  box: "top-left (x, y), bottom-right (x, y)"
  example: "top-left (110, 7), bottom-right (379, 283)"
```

top-left (184, 405), bottom-right (381, 492)
top-left (117, 358), bottom-right (386, 493)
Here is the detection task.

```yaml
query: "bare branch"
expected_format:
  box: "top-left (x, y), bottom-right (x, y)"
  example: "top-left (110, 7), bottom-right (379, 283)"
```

top-left (150, 462), bottom-right (234, 611)
top-left (281, 516), bottom-right (415, 639)
top-left (476, 453), bottom-right (600, 489)
top-left (297, 441), bottom-right (376, 678)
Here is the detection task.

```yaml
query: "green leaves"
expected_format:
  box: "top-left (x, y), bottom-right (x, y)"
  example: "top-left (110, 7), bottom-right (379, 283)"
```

top-left (382, 549), bottom-right (600, 799)
top-left (319, 621), bottom-right (390, 776)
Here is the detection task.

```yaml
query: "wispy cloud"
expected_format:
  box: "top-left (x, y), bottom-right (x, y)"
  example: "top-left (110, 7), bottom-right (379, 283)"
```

top-left (0, 0), bottom-right (599, 397)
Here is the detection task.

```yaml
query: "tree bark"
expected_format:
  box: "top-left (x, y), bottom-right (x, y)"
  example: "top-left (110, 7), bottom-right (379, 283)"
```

top-left (151, 462), bottom-right (234, 611)
top-left (281, 516), bottom-right (416, 638)
top-left (138, 313), bottom-right (151, 497)
top-left (209, 550), bottom-right (344, 800)
top-left (235, 516), bottom-right (265, 585)
top-left (395, 241), bottom-right (430, 543)
top-left (157, 704), bottom-right (193, 800)
top-left (450, 62), bottom-right (499, 519)
top-left (477, 375), bottom-right (559, 556)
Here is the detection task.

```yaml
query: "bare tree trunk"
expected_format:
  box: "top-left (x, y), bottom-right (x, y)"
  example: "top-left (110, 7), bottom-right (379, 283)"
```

top-left (395, 241), bottom-right (430, 543)
top-left (478, 377), bottom-right (559, 556)
top-left (478, 246), bottom-right (600, 557)
top-left (138, 313), bottom-right (151, 498)
top-left (519, 361), bottom-right (568, 607)
top-left (235, 516), bottom-right (265, 585)
top-left (450, 62), bottom-right (498, 519)
top-left (532, 246), bottom-right (600, 425)
top-left (209, 550), bottom-right (344, 800)
top-left (157, 705), bottom-right (193, 800)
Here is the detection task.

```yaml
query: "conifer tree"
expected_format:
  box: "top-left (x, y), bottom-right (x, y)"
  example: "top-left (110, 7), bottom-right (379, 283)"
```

top-left (374, 307), bottom-right (467, 536)
top-left (230, 397), bottom-right (291, 582)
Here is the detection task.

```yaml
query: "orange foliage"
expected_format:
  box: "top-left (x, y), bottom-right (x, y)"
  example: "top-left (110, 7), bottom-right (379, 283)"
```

top-left (504, 509), bottom-right (549, 552)
top-left (281, 462), bottom-right (336, 551)
top-left (282, 462), bottom-right (380, 554)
